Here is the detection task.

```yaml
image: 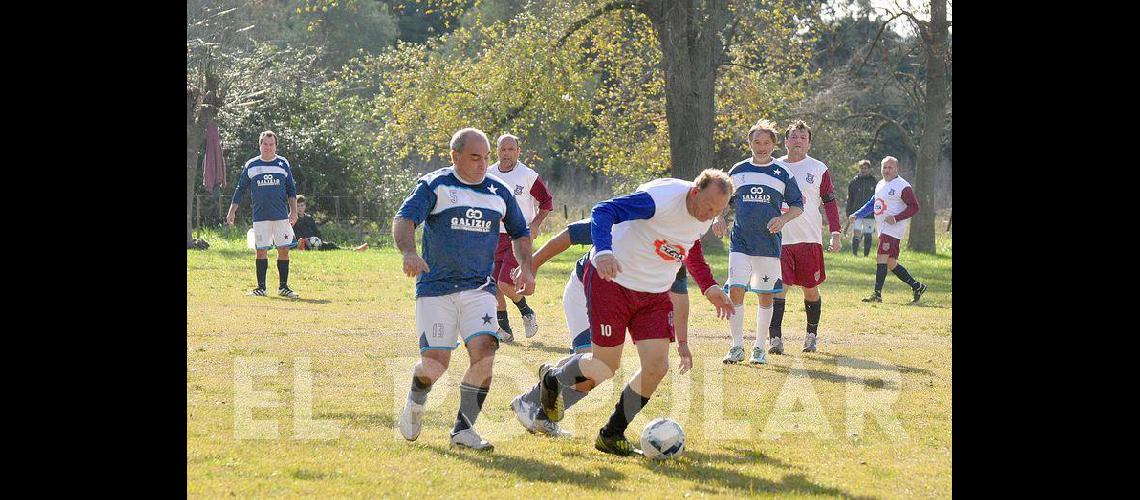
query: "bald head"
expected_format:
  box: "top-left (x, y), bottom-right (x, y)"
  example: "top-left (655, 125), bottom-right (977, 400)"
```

top-left (880, 156), bottom-right (899, 180)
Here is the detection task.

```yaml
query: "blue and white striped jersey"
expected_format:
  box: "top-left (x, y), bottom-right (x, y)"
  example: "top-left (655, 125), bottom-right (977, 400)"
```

top-left (396, 167), bottom-right (530, 298)
top-left (727, 158), bottom-right (803, 257)
top-left (231, 155), bottom-right (298, 222)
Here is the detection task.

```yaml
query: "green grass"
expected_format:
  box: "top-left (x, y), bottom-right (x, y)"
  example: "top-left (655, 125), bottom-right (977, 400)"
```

top-left (188, 230), bottom-right (951, 498)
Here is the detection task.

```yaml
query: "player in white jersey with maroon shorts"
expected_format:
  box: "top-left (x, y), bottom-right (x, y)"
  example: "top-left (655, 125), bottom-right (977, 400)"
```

top-left (489, 134), bottom-right (553, 342)
top-left (773, 121), bottom-right (844, 353)
top-left (849, 156), bottom-right (928, 303)
top-left (533, 171), bottom-right (735, 456)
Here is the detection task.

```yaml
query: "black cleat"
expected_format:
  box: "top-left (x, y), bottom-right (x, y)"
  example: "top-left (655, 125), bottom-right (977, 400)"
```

top-left (861, 292), bottom-right (882, 303)
top-left (538, 363), bottom-right (564, 422)
top-left (911, 282), bottom-right (928, 303)
top-left (594, 429), bottom-right (642, 457)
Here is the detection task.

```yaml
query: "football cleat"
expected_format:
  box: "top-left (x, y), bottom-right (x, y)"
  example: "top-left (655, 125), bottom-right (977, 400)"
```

top-left (522, 312), bottom-right (540, 338)
top-left (278, 286), bottom-right (300, 298)
top-left (247, 288), bottom-right (267, 297)
top-left (768, 336), bottom-right (784, 355)
top-left (861, 292), bottom-right (882, 303)
top-left (397, 400), bottom-right (425, 441)
top-left (450, 428), bottom-right (494, 452)
top-left (748, 346), bottom-right (767, 365)
top-left (497, 327), bottom-right (514, 343)
top-left (511, 394), bottom-right (539, 432)
top-left (911, 282), bottom-right (928, 303)
top-left (803, 333), bottom-right (818, 353)
top-left (723, 346), bottom-right (746, 364)
top-left (538, 363), bottom-right (564, 422)
top-left (595, 429), bottom-right (642, 457)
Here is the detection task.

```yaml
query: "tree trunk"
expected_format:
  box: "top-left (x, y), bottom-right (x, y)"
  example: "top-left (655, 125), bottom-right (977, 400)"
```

top-left (908, 0), bottom-right (947, 253)
top-left (642, 0), bottom-right (726, 182)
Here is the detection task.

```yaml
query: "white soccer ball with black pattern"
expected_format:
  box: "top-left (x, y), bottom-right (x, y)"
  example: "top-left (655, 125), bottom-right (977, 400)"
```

top-left (640, 417), bottom-right (685, 460)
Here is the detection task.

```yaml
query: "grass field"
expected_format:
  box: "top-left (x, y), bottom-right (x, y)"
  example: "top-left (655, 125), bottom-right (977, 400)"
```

top-left (187, 226), bottom-right (951, 498)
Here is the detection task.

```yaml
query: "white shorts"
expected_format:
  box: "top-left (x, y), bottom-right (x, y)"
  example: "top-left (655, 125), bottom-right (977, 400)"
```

top-left (251, 219), bottom-right (297, 250)
top-left (563, 270), bottom-right (592, 353)
top-left (726, 252), bottom-right (784, 294)
top-left (852, 218), bottom-right (875, 234)
top-left (416, 289), bottom-right (500, 352)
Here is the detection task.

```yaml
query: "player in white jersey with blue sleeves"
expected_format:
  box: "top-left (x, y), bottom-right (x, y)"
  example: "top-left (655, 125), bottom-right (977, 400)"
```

top-left (392, 128), bottom-right (535, 452)
top-left (225, 130), bottom-right (301, 298)
top-left (715, 120), bottom-right (804, 364)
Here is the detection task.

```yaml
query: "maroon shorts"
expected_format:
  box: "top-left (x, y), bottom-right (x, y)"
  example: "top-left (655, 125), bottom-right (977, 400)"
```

top-left (780, 242), bottom-right (826, 288)
top-left (583, 259), bottom-right (675, 347)
top-left (492, 234), bottom-right (518, 286)
top-left (878, 234), bottom-right (901, 259)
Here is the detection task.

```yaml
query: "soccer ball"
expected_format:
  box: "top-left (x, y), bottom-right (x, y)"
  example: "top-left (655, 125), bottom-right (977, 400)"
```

top-left (640, 418), bottom-right (685, 460)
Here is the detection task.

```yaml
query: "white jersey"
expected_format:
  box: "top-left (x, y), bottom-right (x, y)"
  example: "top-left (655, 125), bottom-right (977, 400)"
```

top-left (873, 177), bottom-right (914, 240)
top-left (490, 161), bottom-right (541, 234)
top-left (589, 179), bottom-right (713, 293)
top-left (777, 155), bottom-right (830, 245)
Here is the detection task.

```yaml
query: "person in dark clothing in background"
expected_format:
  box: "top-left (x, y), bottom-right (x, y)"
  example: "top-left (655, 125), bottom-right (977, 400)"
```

top-left (293, 195), bottom-right (340, 250)
top-left (846, 160), bottom-right (878, 257)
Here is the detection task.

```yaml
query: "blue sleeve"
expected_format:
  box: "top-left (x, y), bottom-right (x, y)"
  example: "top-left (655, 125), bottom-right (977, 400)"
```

top-left (231, 168), bottom-right (249, 205)
top-left (566, 218), bottom-right (593, 245)
top-left (784, 174), bottom-right (804, 209)
top-left (852, 195), bottom-right (875, 218)
top-left (285, 163), bottom-right (297, 197)
top-left (591, 192), bottom-right (656, 252)
top-left (502, 190), bottom-right (531, 239)
top-left (395, 180), bottom-right (435, 226)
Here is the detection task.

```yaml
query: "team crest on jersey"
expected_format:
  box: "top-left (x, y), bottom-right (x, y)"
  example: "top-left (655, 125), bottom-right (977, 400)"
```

top-left (889, 188), bottom-right (896, 195)
top-left (874, 197), bottom-right (887, 215)
top-left (805, 172), bottom-right (815, 184)
top-left (653, 239), bottom-right (686, 262)
top-left (514, 184), bottom-right (525, 196)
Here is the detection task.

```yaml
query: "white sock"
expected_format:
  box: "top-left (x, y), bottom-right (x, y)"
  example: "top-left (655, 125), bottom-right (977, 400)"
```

top-left (729, 303), bottom-right (744, 348)
top-left (754, 303), bottom-right (773, 349)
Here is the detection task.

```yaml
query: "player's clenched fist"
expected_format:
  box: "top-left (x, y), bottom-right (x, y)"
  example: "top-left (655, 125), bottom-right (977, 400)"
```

top-left (401, 251), bottom-right (430, 277)
top-left (593, 253), bottom-right (622, 281)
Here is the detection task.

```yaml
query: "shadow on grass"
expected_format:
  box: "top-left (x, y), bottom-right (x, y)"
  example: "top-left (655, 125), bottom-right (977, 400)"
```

top-left (315, 411), bottom-right (395, 429)
top-left (420, 443), bottom-right (625, 490)
top-left (812, 352), bottom-right (935, 376)
top-left (646, 448), bottom-right (871, 498)
top-left (269, 297), bottom-right (333, 305)
top-left (510, 340), bottom-right (572, 356)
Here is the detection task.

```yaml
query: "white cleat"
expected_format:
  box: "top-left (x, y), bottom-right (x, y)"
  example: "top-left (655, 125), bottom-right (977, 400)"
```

top-left (511, 394), bottom-right (539, 432)
top-left (450, 427), bottom-right (494, 452)
top-left (497, 327), bottom-right (515, 343)
top-left (534, 417), bottom-right (572, 437)
top-left (397, 400), bottom-right (425, 441)
top-left (522, 312), bottom-right (539, 338)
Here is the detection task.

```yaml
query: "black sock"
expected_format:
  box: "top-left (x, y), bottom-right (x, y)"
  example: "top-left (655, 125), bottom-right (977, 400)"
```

top-left (864, 236), bottom-right (873, 256)
top-left (496, 310), bottom-right (512, 333)
top-left (409, 375), bottom-right (433, 405)
top-left (875, 264), bottom-right (888, 294)
top-left (453, 382), bottom-right (489, 434)
top-left (805, 299), bottom-right (821, 335)
top-left (601, 385), bottom-right (650, 438)
top-left (851, 236), bottom-right (860, 256)
top-left (256, 258), bottom-right (268, 289)
top-left (277, 259), bottom-right (290, 288)
top-left (770, 298), bottom-right (786, 338)
top-left (892, 264), bottom-right (919, 289)
top-left (514, 297), bottom-right (533, 316)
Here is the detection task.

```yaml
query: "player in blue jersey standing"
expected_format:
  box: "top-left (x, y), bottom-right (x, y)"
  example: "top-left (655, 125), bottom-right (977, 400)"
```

top-left (226, 130), bottom-right (301, 298)
top-left (713, 120), bottom-right (804, 363)
top-left (392, 128), bottom-right (536, 452)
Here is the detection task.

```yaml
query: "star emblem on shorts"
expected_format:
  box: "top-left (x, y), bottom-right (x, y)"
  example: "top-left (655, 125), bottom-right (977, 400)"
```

top-left (481, 313), bottom-right (493, 325)
top-left (762, 275), bottom-right (770, 283)
top-left (487, 185), bottom-right (498, 194)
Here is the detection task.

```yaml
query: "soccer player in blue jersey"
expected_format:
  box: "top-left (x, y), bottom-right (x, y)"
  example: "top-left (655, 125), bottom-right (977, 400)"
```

top-left (713, 120), bottom-right (804, 363)
top-left (509, 219), bottom-right (699, 437)
top-left (225, 131), bottom-right (301, 298)
top-left (392, 128), bottom-right (536, 452)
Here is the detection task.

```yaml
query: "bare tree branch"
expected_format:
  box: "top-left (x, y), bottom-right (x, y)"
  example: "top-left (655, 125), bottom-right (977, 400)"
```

top-left (858, 12), bottom-right (904, 72)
